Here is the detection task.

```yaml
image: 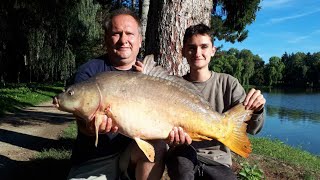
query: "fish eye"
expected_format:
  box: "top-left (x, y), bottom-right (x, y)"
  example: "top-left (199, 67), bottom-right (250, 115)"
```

top-left (67, 89), bottom-right (74, 96)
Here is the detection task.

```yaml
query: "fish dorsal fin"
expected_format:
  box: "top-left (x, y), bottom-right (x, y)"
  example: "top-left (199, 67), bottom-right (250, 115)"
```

top-left (134, 137), bottom-right (155, 162)
top-left (142, 54), bottom-right (158, 75)
top-left (142, 55), bottom-right (209, 106)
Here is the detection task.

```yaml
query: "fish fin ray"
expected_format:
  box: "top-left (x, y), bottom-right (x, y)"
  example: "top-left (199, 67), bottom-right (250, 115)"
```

top-left (134, 137), bottom-right (155, 162)
top-left (189, 132), bottom-right (212, 141)
top-left (220, 104), bottom-right (253, 158)
top-left (94, 114), bottom-right (105, 147)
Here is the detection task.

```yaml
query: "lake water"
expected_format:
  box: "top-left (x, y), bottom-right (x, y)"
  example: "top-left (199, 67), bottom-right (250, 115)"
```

top-left (256, 88), bottom-right (320, 155)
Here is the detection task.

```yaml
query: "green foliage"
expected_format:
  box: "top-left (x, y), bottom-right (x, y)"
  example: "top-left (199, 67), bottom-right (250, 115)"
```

top-left (210, 49), bottom-right (320, 88)
top-left (1, 0), bottom-right (319, 88)
top-left (250, 55), bottom-right (265, 86)
top-left (281, 52), bottom-right (320, 87)
top-left (210, 48), bottom-right (255, 86)
top-left (265, 56), bottom-right (285, 86)
top-left (0, 0), bottom-right (107, 83)
top-left (212, 0), bottom-right (261, 43)
top-left (238, 162), bottom-right (264, 180)
top-left (0, 83), bottom-right (64, 116)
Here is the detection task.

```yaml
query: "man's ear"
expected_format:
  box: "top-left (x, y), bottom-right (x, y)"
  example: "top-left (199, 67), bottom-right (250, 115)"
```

top-left (139, 35), bottom-right (142, 48)
top-left (211, 46), bottom-right (217, 57)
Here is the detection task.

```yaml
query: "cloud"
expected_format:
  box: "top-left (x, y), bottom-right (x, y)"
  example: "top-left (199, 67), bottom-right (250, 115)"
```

top-left (288, 36), bottom-right (309, 43)
top-left (261, 0), bottom-right (294, 8)
top-left (288, 29), bottom-right (320, 43)
top-left (313, 29), bottom-right (320, 34)
top-left (268, 8), bottom-right (320, 24)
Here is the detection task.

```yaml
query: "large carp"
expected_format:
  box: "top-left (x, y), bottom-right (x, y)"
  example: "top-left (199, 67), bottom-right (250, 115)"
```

top-left (53, 68), bottom-right (253, 162)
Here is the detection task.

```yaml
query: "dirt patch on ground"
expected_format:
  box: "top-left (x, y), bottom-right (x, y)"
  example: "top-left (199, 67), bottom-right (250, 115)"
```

top-left (0, 101), bottom-right (74, 179)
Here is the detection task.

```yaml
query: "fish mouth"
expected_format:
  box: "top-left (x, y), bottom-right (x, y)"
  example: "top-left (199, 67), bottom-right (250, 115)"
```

top-left (52, 96), bottom-right (60, 108)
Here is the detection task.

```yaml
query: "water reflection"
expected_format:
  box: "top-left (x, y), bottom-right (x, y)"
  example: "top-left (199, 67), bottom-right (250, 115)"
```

top-left (257, 89), bottom-right (320, 155)
top-left (266, 106), bottom-right (320, 123)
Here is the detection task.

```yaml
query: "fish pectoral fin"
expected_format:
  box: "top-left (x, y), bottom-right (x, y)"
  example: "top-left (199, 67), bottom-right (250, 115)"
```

top-left (188, 132), bottom-right (212, 141)
top-left (94, 114), bottom-right (104, 147)
top-left (134, 137), bottom-right (155, 162)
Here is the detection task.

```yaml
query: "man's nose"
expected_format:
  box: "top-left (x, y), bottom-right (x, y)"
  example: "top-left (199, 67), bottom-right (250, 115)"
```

top-left (195, 47), bottom-right (201, 57)
top-left (119, 33), bottom-right (128, 44)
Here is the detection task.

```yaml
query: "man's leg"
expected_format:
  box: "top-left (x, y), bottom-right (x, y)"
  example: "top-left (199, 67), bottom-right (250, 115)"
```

top-left (67, 153), bottom-right (120, 180)
top-left (165, 145), bottom-right (198, 180)
top-left (129, 140), bottom-right (167, 180)
top-left (196, 163), bottom-right (237, 180)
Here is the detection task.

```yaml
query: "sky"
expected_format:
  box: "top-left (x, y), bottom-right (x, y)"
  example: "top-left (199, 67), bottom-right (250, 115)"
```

top-left (217, 0), bottom-right (320, 63)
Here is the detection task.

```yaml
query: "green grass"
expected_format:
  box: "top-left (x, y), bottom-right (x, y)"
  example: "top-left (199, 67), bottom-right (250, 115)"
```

top-left (250, 136), bottom-right (320, 172)
top-left (35, 122), bottom-right (78, 159)
top-left (0, 82), bottom-right (64, 116)
top-left (61, 121), bottom-right (78, 139)
top-left (36, 148), bottom-right (72, 160)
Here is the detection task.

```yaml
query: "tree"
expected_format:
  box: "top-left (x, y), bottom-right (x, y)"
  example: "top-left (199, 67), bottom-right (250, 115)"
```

top-left (139, 0), bottom-right (150, 55)
top-left (209, 52), bottom-right (234, 74)
top-left (144, 0), bottom-right (261, 76)
top-left (238, 49), bottom-right (255, 86)
top-left (0, 0), bottom-right (103, 83)
top-left (0, 0), bottom-right (262, 82)
top-left (265, 56), bottom-right (285, 86)
top-left (211, 0), bottom-right (261, 43)
top-left (249, 55), bottom-right (265, 86)
top-left (145, 0), bottom-right (213, 75)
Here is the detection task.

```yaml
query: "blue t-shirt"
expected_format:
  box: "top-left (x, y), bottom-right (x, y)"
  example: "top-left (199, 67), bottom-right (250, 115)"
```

top-left (71, 55), bottom-right (134, 165)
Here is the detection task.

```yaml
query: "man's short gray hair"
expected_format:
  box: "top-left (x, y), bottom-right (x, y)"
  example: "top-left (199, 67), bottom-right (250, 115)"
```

top-left (103, 7), bottom-right (142, 34)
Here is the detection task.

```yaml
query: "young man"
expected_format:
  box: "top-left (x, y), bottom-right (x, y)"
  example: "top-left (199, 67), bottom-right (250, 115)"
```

top-left (67, 8), bottom-right (166, 180)
top-left (166, 24), bottom-right (266, 179)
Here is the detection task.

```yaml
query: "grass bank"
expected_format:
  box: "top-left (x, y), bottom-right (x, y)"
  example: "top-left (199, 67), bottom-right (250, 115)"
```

top-left (232, 136), bottom-right (320, 179)
top-left (0, 83), bottom-right (64, 116)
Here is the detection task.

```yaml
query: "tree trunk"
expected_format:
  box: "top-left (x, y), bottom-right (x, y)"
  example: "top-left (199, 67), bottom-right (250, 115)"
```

top-left (140, 0), bottom-right (150, 54)
top-left (145, 0), bottom-right (213, 76)
top-left (132, 0), bottom-right (136, 9)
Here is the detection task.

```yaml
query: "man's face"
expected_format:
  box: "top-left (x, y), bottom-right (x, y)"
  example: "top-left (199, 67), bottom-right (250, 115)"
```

top-left (106, 14), bottom-right (142, 63)
top-left (183, 34), bottom-right (216, 71)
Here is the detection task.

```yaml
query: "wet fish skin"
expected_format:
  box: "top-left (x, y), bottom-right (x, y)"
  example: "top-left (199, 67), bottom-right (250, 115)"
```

top-left (53, 71), bottom-right (253, 162)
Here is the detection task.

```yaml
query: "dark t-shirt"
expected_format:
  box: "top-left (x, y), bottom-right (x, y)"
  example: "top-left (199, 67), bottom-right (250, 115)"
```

top-left (71, 55), bottom-right (134, 165)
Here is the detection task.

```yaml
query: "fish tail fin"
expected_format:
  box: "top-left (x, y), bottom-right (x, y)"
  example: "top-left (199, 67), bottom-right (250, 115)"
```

top-left (220, 104), bottom-right (253, 158)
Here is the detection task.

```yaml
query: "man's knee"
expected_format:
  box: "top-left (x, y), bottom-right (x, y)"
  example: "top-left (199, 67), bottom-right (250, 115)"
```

top-left (166, 145), bottom-right (197, 163)
top-left (166, 145), bottom-right (197, 180)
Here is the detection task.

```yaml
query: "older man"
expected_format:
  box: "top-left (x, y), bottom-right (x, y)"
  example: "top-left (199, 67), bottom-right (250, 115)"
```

top-left (67, 8), bottom-right (166, 180)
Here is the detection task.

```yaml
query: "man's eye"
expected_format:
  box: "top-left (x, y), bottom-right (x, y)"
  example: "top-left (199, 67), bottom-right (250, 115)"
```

top-left (112, 32), bottom-right (120, 36)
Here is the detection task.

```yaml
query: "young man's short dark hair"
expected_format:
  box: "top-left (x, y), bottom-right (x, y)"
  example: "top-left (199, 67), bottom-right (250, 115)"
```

top-left (183, 23), bottom-right (213, 45)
